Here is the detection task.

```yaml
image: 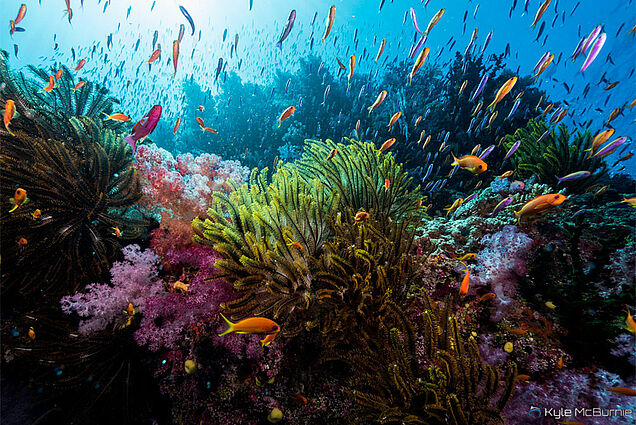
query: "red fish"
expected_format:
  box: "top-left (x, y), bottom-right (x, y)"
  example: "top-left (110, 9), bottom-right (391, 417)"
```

top-left (173, 117), bottom-right (181, 134)
top-left (124, 105), bottom-right (162, 154)
top-left (172, 40), bottom-right (179, 78)
top-left (15, 4), bottom-right (27, 25)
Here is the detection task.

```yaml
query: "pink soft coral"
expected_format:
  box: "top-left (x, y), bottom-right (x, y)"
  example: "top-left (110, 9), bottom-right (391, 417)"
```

top-left (60, 244), bottom-right (163, 333)
top-left (135, 144), bottom-right (249, 221)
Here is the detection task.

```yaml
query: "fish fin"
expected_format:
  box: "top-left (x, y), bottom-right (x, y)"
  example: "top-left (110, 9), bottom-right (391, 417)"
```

top-left (9, 204), bottom-right (18, 213)
top-left (217, 313), bottom-right (234, 337)
top-left (123, 136), bottom-right (137, 155)
top-left (23, 198), bottom-right (29, 206)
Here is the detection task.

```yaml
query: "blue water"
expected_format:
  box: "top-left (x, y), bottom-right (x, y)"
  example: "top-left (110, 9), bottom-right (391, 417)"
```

top-left (1, 0), bottom-right (635, 173)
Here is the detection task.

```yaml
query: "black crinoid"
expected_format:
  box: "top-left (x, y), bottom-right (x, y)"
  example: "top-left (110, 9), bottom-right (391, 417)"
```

top-left (0, 50), bottom-right (146, 299)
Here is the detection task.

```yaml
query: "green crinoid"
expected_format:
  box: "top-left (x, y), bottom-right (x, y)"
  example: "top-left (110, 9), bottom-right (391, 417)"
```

top-left (192, 138), bottom-right (428, 337)
top-left (503, 119), bottom-right (609, 193)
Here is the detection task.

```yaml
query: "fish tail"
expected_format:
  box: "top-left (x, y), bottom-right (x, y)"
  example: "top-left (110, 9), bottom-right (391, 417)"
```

top-left (487, 99), bottom-right (496, 110)
top-left (513, 210), bottom-right (521, 223)
top-left (217, 313), bottom-right (234, 336)
top-left (103, 112), bottom-right (111, 120)
top-left (277, 121), bottom-right (281, 128)
top-left (450, 152), bottom-right (459, 166)
top-left (9, 204), bottom-right (18, 213)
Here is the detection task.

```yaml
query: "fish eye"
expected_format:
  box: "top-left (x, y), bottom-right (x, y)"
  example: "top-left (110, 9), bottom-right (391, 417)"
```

top-left (478, 165), bottom-right (482, 169)
top-left (554, 195), bottom-right (560, 199)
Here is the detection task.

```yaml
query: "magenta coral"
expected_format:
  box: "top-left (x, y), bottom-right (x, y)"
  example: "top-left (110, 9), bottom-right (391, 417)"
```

top-left (134, 246), bottom-right (236, 351)
top-left (60, 244), bottom-right (163, 333)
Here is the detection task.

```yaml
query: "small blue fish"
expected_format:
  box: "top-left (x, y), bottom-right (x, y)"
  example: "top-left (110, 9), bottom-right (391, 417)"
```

top-left (179, 6), bottom-right (195, 36)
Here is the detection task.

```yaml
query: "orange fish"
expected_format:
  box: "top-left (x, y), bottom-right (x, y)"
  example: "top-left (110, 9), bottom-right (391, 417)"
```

top-left (31, 209), bottom-right (41, 220)
top-left (74, 59), bottom-right (86, 71)
top-left (196, 117), bottom-right (205, 128)
top-left (218, 313), bottom-right (280, 347)
top-left (444, 198), bottom-right (463, 216)
top-left (4, 99), bottom-right (16, 136)
top-left (459, 262), bottom-right (470, 296)
top-left (514, 194), bottom-right (567, 222)
top-left (367, 90), bottom-right (387, 115)
top-left (203, 127), bottom-right (218, 134)
top-left (415, 115), bottom-right (423, 127)
top-left (44, 75), bottom-right (55, 92)
top-left (321, 5), bottom-right (336, 42)
top-left (172, 40), bottom-right (180, 78)
top-left (10, 20), bottom-right (16, 36)
top-left (15, 4), bottom-right (27, 25)
top-left (508, 328), bottom-right (528, 336)
top-left (458, 253), bottom-right (476, 262)
top-left (425, 8), bottom-right (445, 34)
top-left (277, 106), bottom-right (295, 127)
top-left (479, 292), bottom-right (497, 302)
top-left (173, 117), bottom-right (181, 134)
top-left (624, 306), bottom-right (636, 334)
top-left (531, 0), bottom-right (552, 28)
top-left (73, 81), bottom-right (85, 92)
top-left (608, 387), bottom-right (636, 397)
top-left (103, 113), bottom-right (131, 122)
top-left (55, 69), bottom-right (63, 81)
top-left (383, 178), bottom-right (391, 190)
top-left (379, 138), bottom-right (396, 153)
top-left (198, 105), bottom-right (205, 112)
top-left (17, 237), bottom-right (27, 246)
top-left (586, 128), bottom-right (614, 157)
top-left (173, 281), bottom-right (190, 293)
top-left (451, 153), bottom-right (487, 174)
top-left (409, 46), bottom-right (430, 84)
top-left (9, 188), bottom-right (28, 213)
top-left (147, 49), bottom-right (161, 64)
top-left (375, 38), bottom-right (386, 62)
top-left (112, 227), bottom-right (122, 238)
top-left (63, 0), bottom-right (73, 24)
top-left (28, 326), bottom-right (35, 340)
top-left (387, 111), bottom-right (402, 128)
top-left (291, 393), bottom-right (308, 405)
top-left (347, 54), bottom-right (356, 83)
top-left (516, 374), bottom-right (531, 382)
top-left (326, 148), bottom-right (337, 161)
top-left (488, 77), bottom-right (517, 110)
top-left (354, 211), bottom-right (370, 222)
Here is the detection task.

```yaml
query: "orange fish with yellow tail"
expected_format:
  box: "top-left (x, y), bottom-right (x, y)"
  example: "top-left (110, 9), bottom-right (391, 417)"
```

top-left (218, 313), bottom-right (280, 347)
top-left (514, 194), bottom-right (566, 223)
top-left (451, 153), bottom-right (487, 174)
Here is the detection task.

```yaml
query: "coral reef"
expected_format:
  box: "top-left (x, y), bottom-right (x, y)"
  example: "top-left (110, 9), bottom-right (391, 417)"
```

top-left (503, 119), bottom-right (609, 193)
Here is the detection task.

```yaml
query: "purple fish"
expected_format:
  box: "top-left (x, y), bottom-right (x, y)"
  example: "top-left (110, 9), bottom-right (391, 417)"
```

top-left (491, 196), bottom-right (513, 216)
top-left (581, 32), bottom-right (606, 72)
top-left (571, 37), bottom-right (585, 60)
top-left (215, 58), bottom-right (223, 81)
top-left (506, 98), bottom-right (522, 120)
top-left (410, 34), bottom-right (427, 59)
top-left (276, 10), bottom-right (296, 49)
top-left (480, 31), bottom-right (493, 54)
top-left (569, 209), bottom-right (586, 219)
top-left (464, 193), bottom-right (477, 203)
top-left (410, 8), bottom-right (423, 33)
top-left (581, 25), bottom-right (602, 55)
top-left (479, 144), bottom-right (495, 159)
top-left (470, 73), bottom-right (489, 102)
top-left (533, 51), bottom-right (550, 73)
top-left (321, 85), bottom-right (330, 105)
top-left (591, 136), bottom-right (627, 158)
top-left (537, 130), bottom-right (550, 144)
top-left (124, 105), bottom-right (162, 154)
top-left (557, 171), bottom-right (591, 183)
top-left (285, 78), bottom-right (291, 93)
top-left (504, 140), bottom-right (521, 161)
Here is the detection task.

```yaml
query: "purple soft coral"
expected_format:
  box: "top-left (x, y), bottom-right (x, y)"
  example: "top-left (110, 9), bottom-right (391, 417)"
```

top-left (60, 244), bottom-right (163, 333)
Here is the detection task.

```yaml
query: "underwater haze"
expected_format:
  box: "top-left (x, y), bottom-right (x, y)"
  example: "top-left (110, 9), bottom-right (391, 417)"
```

top-left (1, 1), bottom-right (635, 425)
